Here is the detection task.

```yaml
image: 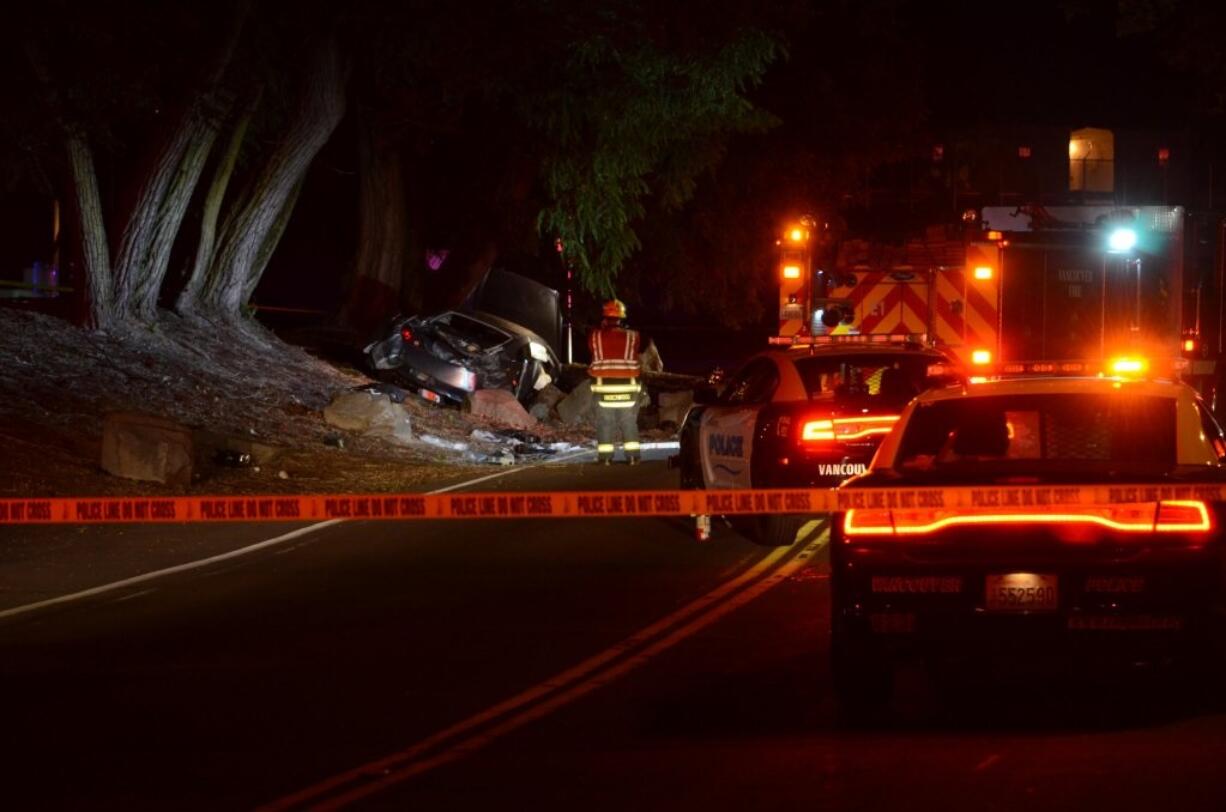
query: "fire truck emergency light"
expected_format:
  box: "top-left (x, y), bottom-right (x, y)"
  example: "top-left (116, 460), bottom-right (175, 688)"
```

top-left (783, 265), bottom-right (801, 279)
top-left (973, 266), bottom-right (993, 280)
top-left (1108, 227), bottom-right (1137, 253)
top-left (788, 228), bottom-right (805, 242)
top-left (971, 349), bottom-right (992, 365)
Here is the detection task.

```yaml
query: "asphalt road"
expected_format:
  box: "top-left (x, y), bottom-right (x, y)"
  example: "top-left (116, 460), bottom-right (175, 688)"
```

top-left (4, 454), bottom-right (1226, 810)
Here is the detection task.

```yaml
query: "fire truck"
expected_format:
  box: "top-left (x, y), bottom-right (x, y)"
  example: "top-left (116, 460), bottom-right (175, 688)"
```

top-left (775, 203), bottom-right (1217, 401)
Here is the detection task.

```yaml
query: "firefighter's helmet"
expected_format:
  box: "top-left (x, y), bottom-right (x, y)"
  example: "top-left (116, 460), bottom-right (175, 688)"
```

top-left (602, 299), bottom-right (627, 320)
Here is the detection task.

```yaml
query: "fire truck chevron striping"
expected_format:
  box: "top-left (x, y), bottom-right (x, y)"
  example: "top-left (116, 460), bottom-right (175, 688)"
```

top-left (775, 205), bottom-right (1214, 390)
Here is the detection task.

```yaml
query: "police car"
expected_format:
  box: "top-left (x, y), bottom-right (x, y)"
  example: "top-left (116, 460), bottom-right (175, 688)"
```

top-left (829, 359), bottom-right (1226, 716)
top-left (676, 335), bottom-right (958, 545)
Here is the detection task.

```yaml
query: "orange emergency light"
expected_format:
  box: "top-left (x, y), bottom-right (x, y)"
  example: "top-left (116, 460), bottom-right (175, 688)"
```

top-left (1108, 356), bottom-right (1148, 376)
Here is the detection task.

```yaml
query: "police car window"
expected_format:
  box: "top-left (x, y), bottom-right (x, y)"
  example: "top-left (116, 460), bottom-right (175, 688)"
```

top-left (895, 394), bottom-right (1177, 473)
top-left (792, 354), bottom-right (927, 408)
top-left (722, 360), bottom-right (778, 404)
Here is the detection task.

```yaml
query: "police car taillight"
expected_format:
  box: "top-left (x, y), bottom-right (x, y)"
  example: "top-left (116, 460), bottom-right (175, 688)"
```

top-left (801, 420), bottom-right (835, 442)
top-left (800, 415), bottom-right (899, 444)
top-left (843, 500), bottom-right (1212, 537)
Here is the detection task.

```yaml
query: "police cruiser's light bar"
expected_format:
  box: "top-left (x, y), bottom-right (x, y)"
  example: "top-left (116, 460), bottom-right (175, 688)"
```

top-left (770, 333), bottom-right (928, 347)
top-left (926, 357), bottom-right (1191, 380)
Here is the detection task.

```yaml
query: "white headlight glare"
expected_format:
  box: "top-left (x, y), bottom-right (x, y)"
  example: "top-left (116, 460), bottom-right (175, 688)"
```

top-left (529, 341), bottom-right (551, 362)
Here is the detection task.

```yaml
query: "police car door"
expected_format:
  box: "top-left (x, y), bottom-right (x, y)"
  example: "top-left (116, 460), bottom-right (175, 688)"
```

top-left (699, 358), bottom-right (778, 489)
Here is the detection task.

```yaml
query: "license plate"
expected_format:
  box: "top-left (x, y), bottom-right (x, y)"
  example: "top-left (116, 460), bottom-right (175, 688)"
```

top-left (985, 573), bottom-right (1058, 612)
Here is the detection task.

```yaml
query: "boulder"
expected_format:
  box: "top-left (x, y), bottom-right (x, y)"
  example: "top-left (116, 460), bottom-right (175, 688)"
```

top-left (529, 401), bottom-right (553, 423)
top-left (532, 383), bottom-right (566, 410)
top-left (324, 391), bottom-right (412, 443)
top-left (464, 388), bottom-right (538, 431)
top-left (657, 390), bottom-right (694, 431)
top-left (101, 412), bottom-right (194, 486)
top-left (556, 379), bottom-right (595, 425)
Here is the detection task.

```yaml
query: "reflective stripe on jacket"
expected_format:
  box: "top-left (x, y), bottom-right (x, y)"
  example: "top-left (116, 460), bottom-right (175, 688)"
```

top-left (588, 326), bottom-right (641, 378)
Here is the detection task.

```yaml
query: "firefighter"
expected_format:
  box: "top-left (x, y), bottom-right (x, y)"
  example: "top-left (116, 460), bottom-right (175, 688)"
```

top-left (588, 299), bottom-right (643, 465)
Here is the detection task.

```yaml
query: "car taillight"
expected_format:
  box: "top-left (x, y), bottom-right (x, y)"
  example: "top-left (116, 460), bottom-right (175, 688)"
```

top-left (800, 415), bottom-right (899, 444)
top-left (400, 327), bottom-right (414, 343)
top-left (843, 500), bottom-right (1212, 538)
top-left (1155, 500), bottom-right (1212, 532)
top-left (844, 509), bottom-right (894, 535)
top-left (801, 420), bottom-right (834, 442)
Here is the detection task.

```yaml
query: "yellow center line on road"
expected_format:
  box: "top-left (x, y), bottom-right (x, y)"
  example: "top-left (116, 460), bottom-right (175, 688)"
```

top-left (260, 524), bottom-right (829, 812)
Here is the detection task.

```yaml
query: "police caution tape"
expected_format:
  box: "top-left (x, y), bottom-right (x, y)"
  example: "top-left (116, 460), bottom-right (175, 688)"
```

top-left (3, 484), bottom-right (1226, 525)
top-left (0, 490), bottom-right (809, 525)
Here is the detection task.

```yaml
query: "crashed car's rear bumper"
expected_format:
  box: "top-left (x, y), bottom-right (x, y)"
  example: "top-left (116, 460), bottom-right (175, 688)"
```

top-left (369, 340), bottom-right (478, 402)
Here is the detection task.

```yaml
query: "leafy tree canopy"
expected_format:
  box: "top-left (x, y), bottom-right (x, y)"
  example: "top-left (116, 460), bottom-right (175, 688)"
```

top-left (527, 7), bottom-right (783, 294)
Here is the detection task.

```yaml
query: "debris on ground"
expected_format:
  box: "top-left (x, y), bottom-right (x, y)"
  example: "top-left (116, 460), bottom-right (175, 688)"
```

top-left (419, 434), bottom-right (470, 452)
top-left (351, 381), bottom-right (409, 403)
top-left (0, 308), bottom-right (611, 496)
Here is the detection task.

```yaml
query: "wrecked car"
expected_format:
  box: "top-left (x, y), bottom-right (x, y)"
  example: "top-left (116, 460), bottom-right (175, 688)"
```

top-left (364, 270), bottom-right (562, 406)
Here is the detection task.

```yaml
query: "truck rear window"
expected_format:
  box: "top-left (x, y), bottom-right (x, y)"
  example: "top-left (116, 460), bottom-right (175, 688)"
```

top-left (895, 393), bottom-right (1177, 474)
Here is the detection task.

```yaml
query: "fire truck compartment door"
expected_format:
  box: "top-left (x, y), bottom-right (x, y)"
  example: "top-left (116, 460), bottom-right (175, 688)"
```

top-left (1001, 249), bottom-right (1106, 360)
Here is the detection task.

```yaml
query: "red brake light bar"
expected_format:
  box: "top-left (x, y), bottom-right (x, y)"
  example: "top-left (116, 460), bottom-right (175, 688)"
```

top-left (844, 500), bottom-right (1211, 537)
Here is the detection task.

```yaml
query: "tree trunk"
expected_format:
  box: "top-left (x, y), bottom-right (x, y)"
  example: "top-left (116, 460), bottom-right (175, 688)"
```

top-left (111, 1), bottom-right (248, 321)
top-left (176, 95), bottom-right (258, 316)
top-left (65, 134), bottom-right (115, 330)
top-left (342, 114), bottom-right (410, 331)
top-left (115, 113), bottom-right (229, 320)
top-left (25, 40), bottom-right (114, 329)
top-left (139, 122), bottom-right (223, 316)
top-left (200, 39), bottom-right (347, 320)
top-left (244, 176), bottom-right (306, 303)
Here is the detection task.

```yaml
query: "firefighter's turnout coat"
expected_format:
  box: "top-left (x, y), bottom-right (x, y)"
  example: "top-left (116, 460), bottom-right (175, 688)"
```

top-left (588, 324), bottom-right (643, 460)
